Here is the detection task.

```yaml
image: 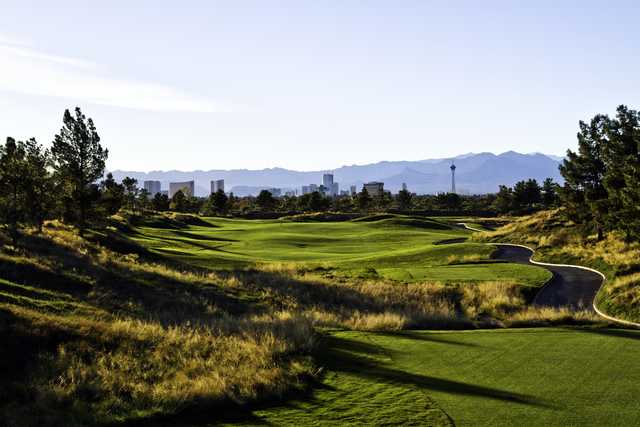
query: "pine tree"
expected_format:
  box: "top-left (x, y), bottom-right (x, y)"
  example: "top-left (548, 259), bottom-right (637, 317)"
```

top-left (357, 188), bottom-right (371, 211)
top-left (604, 106), bottom-right (640, 240)
top-left (397, 189), bottom-right (413, 210)
top-left (100, 173), bottom-right (125, 215)
top-left (559, 115), bottom-right (609, 239)
top-left (51, 107), bottom-right (108, 234)
top-left (256, 190), bottom-right (277, 211)
top-left (23, 138), bottom-right (55, 231)
top-left (542, 178), bottom-right (559, 208)
top-left (493, 185), bottom-right (513, 214)
top-left (0, 137), bottom-right (27, 245)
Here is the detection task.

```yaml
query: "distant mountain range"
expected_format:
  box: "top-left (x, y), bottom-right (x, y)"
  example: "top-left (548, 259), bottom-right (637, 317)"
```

top-left (109, 151), bottom-right (565, 197)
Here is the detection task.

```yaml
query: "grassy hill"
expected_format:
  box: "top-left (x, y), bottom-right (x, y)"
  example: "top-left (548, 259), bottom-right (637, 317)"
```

top-left (475, 209), bottom-right (640, 323)
top-left (0, 213), bottom-right (608, 426)
top-left (130, 214), bottom-right (549, 286)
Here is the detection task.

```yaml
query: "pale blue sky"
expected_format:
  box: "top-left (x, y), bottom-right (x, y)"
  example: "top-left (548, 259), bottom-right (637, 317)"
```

top-left (2, 1), bottom-right (639, 171)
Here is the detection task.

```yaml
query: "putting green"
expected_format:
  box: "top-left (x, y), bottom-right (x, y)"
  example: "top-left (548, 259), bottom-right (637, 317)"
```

top-left (131, 215), bottom-right (550, 285)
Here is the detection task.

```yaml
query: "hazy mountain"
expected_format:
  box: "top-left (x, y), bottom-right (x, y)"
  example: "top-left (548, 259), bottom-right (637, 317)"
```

top-left (109, 151), bottom-right (563, 196)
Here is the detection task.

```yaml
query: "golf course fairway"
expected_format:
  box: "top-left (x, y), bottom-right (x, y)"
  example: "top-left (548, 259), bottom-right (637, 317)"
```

top-left (131, 215), bottom-right (550, 286)
top-left (237, 328), bottom-right (640, 426)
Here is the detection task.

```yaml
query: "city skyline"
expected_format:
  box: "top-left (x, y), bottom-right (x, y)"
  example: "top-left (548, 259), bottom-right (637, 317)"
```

top-left (3, 2), bottom-right (640, 172)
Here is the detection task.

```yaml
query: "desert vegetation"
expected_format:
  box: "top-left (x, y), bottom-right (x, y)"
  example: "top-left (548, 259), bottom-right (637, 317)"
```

top-left (476, 209), bottom-right (640, 322)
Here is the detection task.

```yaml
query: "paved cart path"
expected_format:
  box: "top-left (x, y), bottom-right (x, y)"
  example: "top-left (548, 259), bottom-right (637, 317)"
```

top-left (490, 244), bottom-right (602, 310)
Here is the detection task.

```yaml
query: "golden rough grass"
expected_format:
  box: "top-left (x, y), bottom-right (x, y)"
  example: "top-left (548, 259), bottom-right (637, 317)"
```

top-left (4, 304), bottom-right (315, 425)
top-left (473, 209), bottom-right (640, 322)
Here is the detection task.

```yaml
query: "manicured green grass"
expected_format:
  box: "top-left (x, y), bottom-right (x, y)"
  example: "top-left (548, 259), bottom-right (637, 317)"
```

top-left (242, 327), bottom-right (640, 426)
top-left (131, 215), bottom-right (550, 286)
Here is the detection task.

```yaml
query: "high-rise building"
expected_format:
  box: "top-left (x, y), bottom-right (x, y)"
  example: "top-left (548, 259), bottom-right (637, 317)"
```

top-left (401, 182), bottom-right (408, 192)
top-left (309, 184), bottom-right (318, 192)
top-left (143, 180), bottom-right (161, 196)
top-left (323, 173), bottom-right (334, 190)
top-left (331, 182), bottom-right (339, 196)
top-left (210, 179), bottom-right (225, 194)
top-left (350, 185), bottom-right (357, 196)
top-left (169, 181), bottom-right (195, 198)
top-left (363, 182), bottom-right (384, 197)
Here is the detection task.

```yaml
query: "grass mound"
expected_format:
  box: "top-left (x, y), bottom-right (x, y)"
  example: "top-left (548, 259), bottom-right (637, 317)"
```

top-left (474, 209), bottom-right (640, 323)
top-left (281, 212), bottom-right (362, 222)
top-left (0, 213), bottom-right (604, 425)
top-left (0, 223), bottom-right (316, 426)
top-left (351, 213), bottom-right (397, 222)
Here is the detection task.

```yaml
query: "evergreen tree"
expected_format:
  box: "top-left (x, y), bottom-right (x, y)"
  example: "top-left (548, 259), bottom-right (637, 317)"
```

top-left (100, 173), bottom-right (125, 215)
top-left (170, 190), bottom-right (188, 212)
top-left (356, 187), bottom-right (371, 211)
top-left (137, 189), bottom-right (151, 214)
top-left (212, 189), bottom-right (229, 213)
top-left (559, 114), bottom-right (609, 239)
top-left (602, 106), bottom-right (640, 240)
top-left (256, 190), bottom-right (277, 211)
top-left (307, 191), bottom-right (329, 211)
top-left (152, 192), bottom-right (170, 211)
top-left (226, 192), bottom-right (236, 213)
top-left (51, 107), bottom-right (108, 234)
top-left (542, 178), bottom-right (559, 208)
top-left (493, 185), bottom-right (513, 214)
top-left (0, 137), bottom-right (27, 245)
top-left (397, 189), bottom-right (413, 210)
top-left (23, 138), bottom-right (55, 231)
top-left (121, 176), bottom-right (139, 212)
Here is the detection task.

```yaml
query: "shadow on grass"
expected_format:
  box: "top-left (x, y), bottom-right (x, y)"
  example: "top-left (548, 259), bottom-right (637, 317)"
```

top-left (570, 326), bottom-right (640, 341)
top-left (371, 330), bottom-right (480, 347)
top-left (131, 331), bottom-right (553, 426)
top-left (173, 230), bottom-right (239, 243)
top-left (319, 334), bottom-right (553, 408)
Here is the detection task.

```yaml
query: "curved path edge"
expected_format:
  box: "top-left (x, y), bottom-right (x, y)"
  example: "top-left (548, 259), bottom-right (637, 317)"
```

top-left (458, 223), bottom-right (640, 328)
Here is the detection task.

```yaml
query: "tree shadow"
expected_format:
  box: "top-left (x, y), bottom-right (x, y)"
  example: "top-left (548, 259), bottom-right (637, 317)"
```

top-left (371, 330), bottom-right (480, 347)
top-left (318, 334), bottom-right (553, 408)
top-left (173, 230), bottom-right (238, 243)
top-left (567, 326), bottom-right (640, 341)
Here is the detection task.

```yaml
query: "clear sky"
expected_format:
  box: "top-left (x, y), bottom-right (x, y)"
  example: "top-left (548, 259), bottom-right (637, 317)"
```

top-left (2, 1), bottom-right (640, 171)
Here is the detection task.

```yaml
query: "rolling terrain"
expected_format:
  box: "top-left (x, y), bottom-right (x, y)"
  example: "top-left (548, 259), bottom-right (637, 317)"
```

top-left (130, 214), bottom-right (550, 286)
top-left (246, 328), bottom-right (640, 426)
top-left (1, 213), bottom-right (636, 426)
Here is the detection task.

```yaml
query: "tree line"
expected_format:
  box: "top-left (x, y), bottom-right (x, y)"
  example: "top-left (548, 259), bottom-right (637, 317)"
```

top-left (1, 106), bottom-right (564, 245)
top-left (0, 108), bottom-right (107, 244)
top-left (559, 104), bottom-right (640, 241)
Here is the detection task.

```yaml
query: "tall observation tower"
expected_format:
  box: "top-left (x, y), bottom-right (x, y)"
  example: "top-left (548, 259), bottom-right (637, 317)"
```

top-left (450, 161), bottom-right (456, 194)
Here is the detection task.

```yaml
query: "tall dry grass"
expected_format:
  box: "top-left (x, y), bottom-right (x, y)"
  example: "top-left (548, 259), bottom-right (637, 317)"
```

top-left (0, 217), bottom-right (608, 426)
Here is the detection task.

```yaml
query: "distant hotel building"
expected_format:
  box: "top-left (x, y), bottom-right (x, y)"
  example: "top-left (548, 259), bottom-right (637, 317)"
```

top-left (350, 185), bottom-right (357, 196)
top-left (169, 181), bottom-right (195, 198)
top-left (210, 179), bottom-right (225, 194)
top-left (401, 182), bottom-right (408, 192)
top-left (363, 182), bottom-right (384, 197)
top-left (322, 173), bottom-right (339, 196)
top-left (143, 180), bottom-right (161, 196)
